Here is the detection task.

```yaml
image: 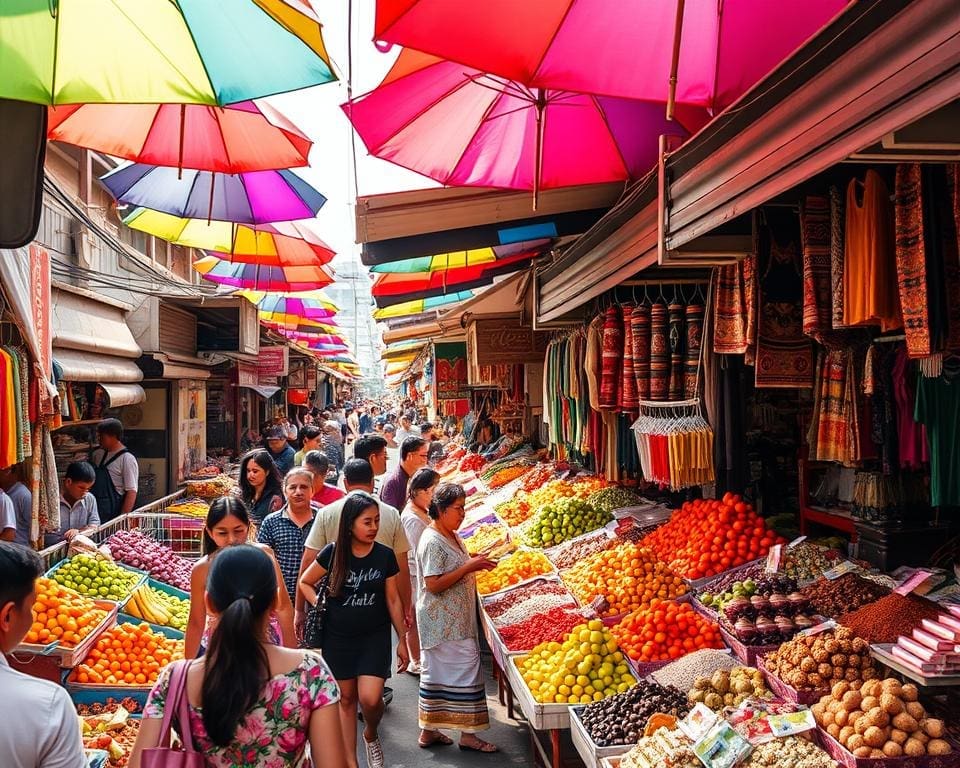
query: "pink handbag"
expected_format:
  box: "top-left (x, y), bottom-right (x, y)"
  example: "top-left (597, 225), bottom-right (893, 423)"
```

top-left (141, 660), bottom-right (205, 768)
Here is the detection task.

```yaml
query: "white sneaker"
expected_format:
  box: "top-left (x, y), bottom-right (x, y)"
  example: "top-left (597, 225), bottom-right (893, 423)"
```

top-left (364, 735), bottom-right (385, 768)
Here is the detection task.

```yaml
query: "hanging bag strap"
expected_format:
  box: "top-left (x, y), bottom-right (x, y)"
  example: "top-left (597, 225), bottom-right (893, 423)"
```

top-left (96, 447), bottom-right (129, 470)
top-left (141, 660), bottom-right (203, 768)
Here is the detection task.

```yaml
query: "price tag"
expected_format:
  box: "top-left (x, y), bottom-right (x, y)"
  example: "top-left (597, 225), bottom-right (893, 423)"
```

top-left (798, 619), bottom-right (838, 637)
top-left (822, 561), bottom-right (858, 580)
top-left (764, 544), bottom-right (784, 573)
top-left (895, 569), bottom-right (934, 596)
top-left (787, 536), bottom-right (807, 549)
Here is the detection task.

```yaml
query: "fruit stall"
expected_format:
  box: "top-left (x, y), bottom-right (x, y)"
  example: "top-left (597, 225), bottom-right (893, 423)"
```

top-left (11, 488), bottom-right (220, 767)
top-left (433, 445), bottom-right (960, 768)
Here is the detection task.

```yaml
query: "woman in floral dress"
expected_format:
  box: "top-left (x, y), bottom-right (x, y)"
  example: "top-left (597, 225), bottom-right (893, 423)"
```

top-left (415, 483), bottom-right (499, 752)
top-left (129, 545), bottom-right (346, 768)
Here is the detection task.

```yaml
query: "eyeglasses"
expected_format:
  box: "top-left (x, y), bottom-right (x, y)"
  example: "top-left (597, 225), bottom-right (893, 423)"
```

top-left (415, 452), bottom-right (429, 459)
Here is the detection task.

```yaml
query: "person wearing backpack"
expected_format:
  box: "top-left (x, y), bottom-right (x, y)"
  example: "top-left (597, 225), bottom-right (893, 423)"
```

top-left (89, 418), bottom-right (139, 523)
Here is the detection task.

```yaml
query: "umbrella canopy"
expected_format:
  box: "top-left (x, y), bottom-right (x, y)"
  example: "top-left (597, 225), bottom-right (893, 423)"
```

top-left (344, 50), bottom-right (702, 198)
top-left (1, 0), bottom-right (335, 106)
top-left (373, 0), bottom-right (847, 110)
top-left (276, 330), bottom-right (347, 345)
top-left (239, 290), bottom-right (337, 317)
top-left (103, 164), bottom-right (326, 225)
top-left (369, 239), bottom-right (549, 273)
top-left (49, 101), bottom-right (312, 174)
top-left (371, 249), bottom-right (536, 303)
top-left (261, 318), bottom-right (340, 335)
top-left (252, 0), bottom-right (331, 59)
top-left (124, 209), bottom-right (335, 265)
top-left (372, 291), bottom-right (474, 320)
top-left (194, 254), bottom-right (333, 292)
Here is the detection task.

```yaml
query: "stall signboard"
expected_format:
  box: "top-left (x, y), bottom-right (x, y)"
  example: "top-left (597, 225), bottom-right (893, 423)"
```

top-left (470, 319), bottom-right (549, 365)
top-left (435, 342), bottom-right (469, 401)
top-left (259, 346), bottom-right (289, 377)
top-left (237, 361), bottom-right (258, 388)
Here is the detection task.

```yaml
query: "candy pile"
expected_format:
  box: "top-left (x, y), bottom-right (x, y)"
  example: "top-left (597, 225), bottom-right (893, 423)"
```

top-left (474, 550), bottom-right (553, 595)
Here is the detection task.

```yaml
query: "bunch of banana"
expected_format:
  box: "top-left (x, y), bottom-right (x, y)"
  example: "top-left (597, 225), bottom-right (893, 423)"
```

top-left (126, 585), bottom-right (189, 631)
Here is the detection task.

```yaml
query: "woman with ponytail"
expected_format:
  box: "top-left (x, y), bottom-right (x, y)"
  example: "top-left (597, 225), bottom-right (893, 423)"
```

top-left (299, 493), bottom-right (409, 768)
top-left (130, 545), bottom-right (347, 768)
top-left (184, 497), bottom-right (295, 659)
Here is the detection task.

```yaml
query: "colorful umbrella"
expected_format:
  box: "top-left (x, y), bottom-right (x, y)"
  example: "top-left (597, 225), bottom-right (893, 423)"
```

top-left (261, 319), bottom-right (340, 335)
top-left (194, 254), bottom-right (333, 292)
top-left (49, 101), bottom-right (312, 174)
top-left (238, 291), bottom-right (340, 320)
top-left (124, 209), bottom-right (335, 265)
top-left (103, 164), bottom-right (326, 225)
top-left (373, 0), bottom-right (845, 110)
top-left (372, 291), bottom-right (474, 320)
top-left (1, 0), bottom-right (335, 106)
top-left (344, 50), bottom-right (703, 201)
top-left (252, 0), bottom-right (331, 59)
top-left (276, 330), bottom-right (348, 345)
top-left (369, 240), bottom-right (549, 273)
top-left (371, 248), bottom-right (536, 303)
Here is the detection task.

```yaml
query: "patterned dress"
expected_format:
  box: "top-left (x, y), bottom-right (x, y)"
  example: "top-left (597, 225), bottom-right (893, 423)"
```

top-left (143, 653), bottom-right (339, 768)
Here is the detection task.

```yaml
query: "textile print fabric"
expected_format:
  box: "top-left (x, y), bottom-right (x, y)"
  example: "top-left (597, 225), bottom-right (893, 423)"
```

top-left (830, 186), bottom-right (846, 329)
top-left (807, 348), bottom-right (861, 466)
top-left (755, 210), bottom-right (813, 388)
top-left (712, 255), bottom-right (756, 358)
top-left (631, 304), bottom-right (651, 400)
top-left (599, 305), bottom-right (623, 409)
top-left (668, 302), bottom-right (685, 400)
top-left (684, 303), bottom-right (704, 398)
top-left (649, 301), bottom-right (669, 400)
top-left (895, 164), bottom-right (935, 357)
top-left (801, 196), bottom-right (832, 342)
top-left (620, 305), bottom-right (639, 412)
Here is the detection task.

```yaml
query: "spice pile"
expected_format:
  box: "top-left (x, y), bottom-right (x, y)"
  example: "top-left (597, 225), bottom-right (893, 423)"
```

top-left (800, 572), bottom-right (889, 618)
top-left (687, 667), bottom-right (770, 710)
top-left (576, 680), bottom-right (691, 746)
top-left (547, 530), bottom-right (615, 570)
top-left (611, 599), bottom-right (724, 663)
top-left (762, 626), bottom-right (876, 692)
top-left (482, 579), bottom-right (570, 618)
top-left (650, 648), bottom-right (738, 691)
top-left (497, 606), bottom-right (586, 651)
top-left (561, 541), bottom-right (687, 616)
top-left (812, 677), bottom-right (952, 757)
top-left (489, 593), bottom-right (576, 627)
top-left (839, 592), bottom-right (941, 644)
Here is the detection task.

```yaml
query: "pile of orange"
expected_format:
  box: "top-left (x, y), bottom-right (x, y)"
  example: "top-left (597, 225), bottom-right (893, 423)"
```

top-left (610, 598), bottom-right (724, 663)
top-left (475, 550), bottom-right (553, 595)
top-left (25, 577), bottom-right (107, 648)
top-left (71, 622), bottom-right (184, 687)
top-left (560, 542), bottom-right (687, 617)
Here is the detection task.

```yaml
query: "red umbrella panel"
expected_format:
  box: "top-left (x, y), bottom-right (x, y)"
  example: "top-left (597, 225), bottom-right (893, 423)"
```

top-left (371, 248), bottom-right (537, 303)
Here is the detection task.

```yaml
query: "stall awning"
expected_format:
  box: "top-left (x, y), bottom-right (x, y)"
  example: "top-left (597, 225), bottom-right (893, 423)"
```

top-left (100, 382), bottom-right (147, 407)
top-left (53, 348), bottom-right (144, 384)
top-left (52, 285), bottom-right (141, 359)
top-left (150, 353), bottom-right (212, 380)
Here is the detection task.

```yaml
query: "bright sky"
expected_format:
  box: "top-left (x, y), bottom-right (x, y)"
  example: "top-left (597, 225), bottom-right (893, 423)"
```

top-left (265, 1), bottom-right (438, 270)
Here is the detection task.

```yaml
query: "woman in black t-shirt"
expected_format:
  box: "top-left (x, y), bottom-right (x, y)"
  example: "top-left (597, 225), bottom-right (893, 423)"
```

top-left (299, 493), bottom-right (408, 768)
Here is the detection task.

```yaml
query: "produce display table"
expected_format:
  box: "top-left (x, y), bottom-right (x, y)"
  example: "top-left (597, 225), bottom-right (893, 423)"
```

top-left (569, 706), bottom-right (629, 768)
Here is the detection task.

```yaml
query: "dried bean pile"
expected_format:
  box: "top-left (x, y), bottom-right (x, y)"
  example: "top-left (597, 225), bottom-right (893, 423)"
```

top-left (650, 648), bottom-right (738, 691)
top-left (549, 531), bottom-right (615, 569)
top-left (491, 593), bottom-right (577, 627)
top-left (482, 579), bottom-right (570, 618)
top-left (577, 679), bottom-right (691, 746)
top-left (800, 573), bottom-right (889, 618)
top-left (839, 593), bottom-right (941, 643)
top-left (498, 606), bottom-right (585, 651)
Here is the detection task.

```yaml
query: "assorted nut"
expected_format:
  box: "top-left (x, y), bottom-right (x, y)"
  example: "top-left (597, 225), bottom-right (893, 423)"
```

top-left (763, 626), bottom-right (877, 691)
top-left (687, 667), bottom-right (771, 710)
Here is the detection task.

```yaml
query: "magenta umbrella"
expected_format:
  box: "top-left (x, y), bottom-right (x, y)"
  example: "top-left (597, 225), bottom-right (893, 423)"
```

top-left (344, 50), bottom-right (706, 202)
top-left (374, 0), bottom-right (848, 112)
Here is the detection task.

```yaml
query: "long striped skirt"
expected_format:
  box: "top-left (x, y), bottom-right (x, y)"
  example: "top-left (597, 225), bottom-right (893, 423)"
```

top-left (418, 638), bottom-right (490, 733)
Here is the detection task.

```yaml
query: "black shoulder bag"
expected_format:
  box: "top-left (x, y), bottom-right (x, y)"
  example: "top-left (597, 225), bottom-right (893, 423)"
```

top-left (301, 547), bottom-right (332, 649)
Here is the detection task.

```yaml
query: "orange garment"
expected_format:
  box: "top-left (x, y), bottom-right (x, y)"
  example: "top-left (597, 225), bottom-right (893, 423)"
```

top-left (844, 170), bottom-right (902, 331)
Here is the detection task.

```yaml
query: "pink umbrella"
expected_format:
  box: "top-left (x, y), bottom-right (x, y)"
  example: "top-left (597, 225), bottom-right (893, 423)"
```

top-left (374, 0), bottom-right (848, 112)
top-left (344, 49), bottom-right (706, 203)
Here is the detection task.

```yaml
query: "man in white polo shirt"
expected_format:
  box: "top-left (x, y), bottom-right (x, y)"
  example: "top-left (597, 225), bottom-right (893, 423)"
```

top-left (0, 541), bottom-right (86, 767)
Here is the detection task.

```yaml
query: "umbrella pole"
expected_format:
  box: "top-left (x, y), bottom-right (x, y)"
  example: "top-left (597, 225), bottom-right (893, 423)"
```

top-left (207, 172), bottom-right (216, 225)
top-left (666, 0), bottom-right (686, 121)
top-left (533, 90), bottom-right (547, 211)
top-left (178, 104), bottom-right (186, 180)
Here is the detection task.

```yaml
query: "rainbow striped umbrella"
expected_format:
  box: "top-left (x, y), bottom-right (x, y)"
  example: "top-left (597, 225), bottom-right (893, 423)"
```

top-left (1, 0), bottom-right (335, 106)
top-left (369, 240), bottom-right (549, 273)
top-left (194, 254), bottom-right (333, 291)
top-left (372, 291), bottom-right (474, 320)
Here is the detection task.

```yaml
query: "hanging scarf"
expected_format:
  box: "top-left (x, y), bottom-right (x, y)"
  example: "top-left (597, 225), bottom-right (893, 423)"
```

top-left (599, 306), bottom-right (623, 410)
top-left (801, 196), bottom-right (832, 341)
top-left (631, 303), bottom-right (651, 401)
top-left (620, 305), bottom-right (639, 412)
top-left (685, 303), bottom-right (705, 398)
top-left (668, 302), bottom-right (686, 400)
top-left (895, 164), bottom-right (935, 357)
top-left (712, 255), bottom-right (757, 358)
top-left (649, 301), bottom-right (669, 401)
top-left (830, 186), bottom-right (846, 329)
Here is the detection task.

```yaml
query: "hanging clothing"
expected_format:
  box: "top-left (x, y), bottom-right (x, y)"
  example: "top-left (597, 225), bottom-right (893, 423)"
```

top-left (584, 315), bottom-right (603, 411)
top-left (620, 305), bottom-right (639, 412)
top-left (830, 186), bottom-right (846, 329)
top-left (891, 345), bottom-right (928, 470)
top-left (685, 302), bottom-right (705, 399)
top-left (801, 196), bottom-right (833, 341)
top-left (631, 407), bottom-right (715, 490)
top-left (844, 170), bottom-right (902, 331)
top-left (599, 306), bottom-right (622, 410)
top-left (713, 255), bottom-right (757, 357)
top-left (631, 303), bottom-right (651, 401)
top-left (755, 209), bottom-right (813, 388)
top-left (0, 349), bottom-right (16, 469)
top-left (807, 348), bottom-right (861, 466)
top-left (667, 302), bottom-right (686, 400)
top-left (914, 371), bottom-right (960, 507)
top-left (944, 165), bottom-right (960, 353)
top-left (649, 301), bottom-right (669, 401)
